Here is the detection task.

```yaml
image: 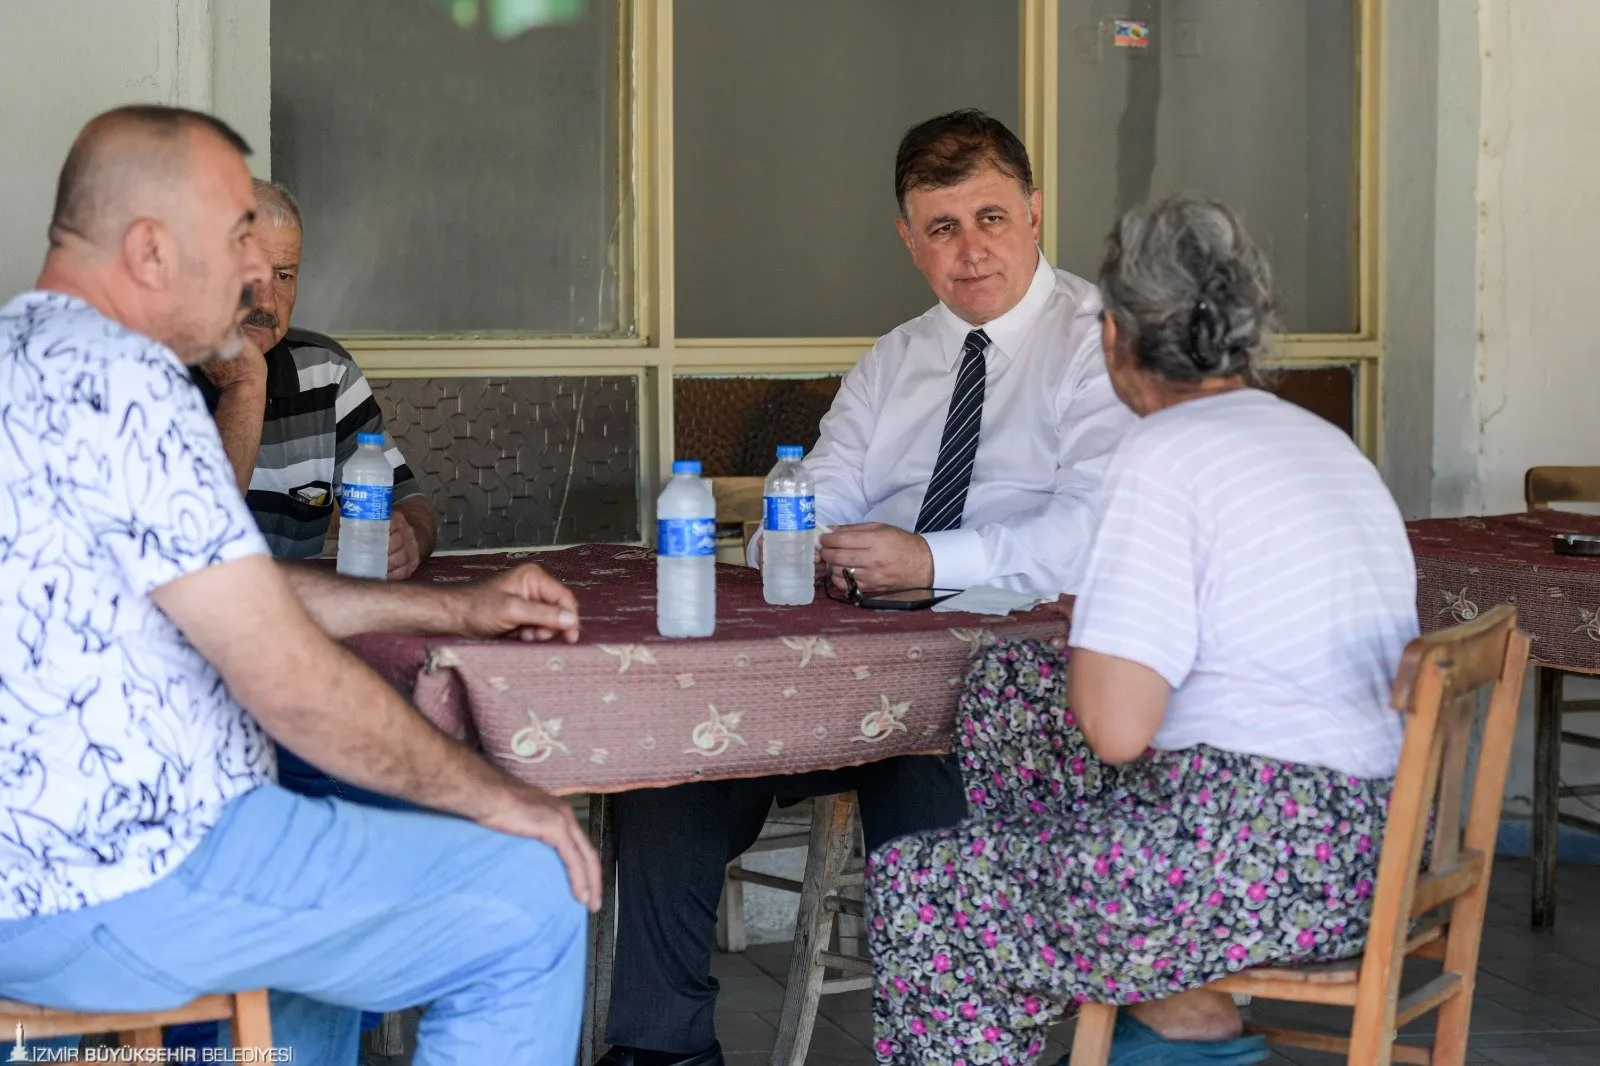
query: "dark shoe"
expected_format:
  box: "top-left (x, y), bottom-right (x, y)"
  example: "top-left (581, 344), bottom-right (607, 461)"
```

top-left (593, 1043), bottom-right (725, 1066)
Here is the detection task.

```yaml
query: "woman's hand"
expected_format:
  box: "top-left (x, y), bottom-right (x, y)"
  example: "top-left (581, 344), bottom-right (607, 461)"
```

top-left (1037, 594), bottom-right (1075, 622)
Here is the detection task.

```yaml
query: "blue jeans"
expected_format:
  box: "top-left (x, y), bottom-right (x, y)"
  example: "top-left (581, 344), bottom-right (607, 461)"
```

top-left (0, 783), bottom-right (586, 1066)
top-left (167, 747), bottom-right (416, 1054)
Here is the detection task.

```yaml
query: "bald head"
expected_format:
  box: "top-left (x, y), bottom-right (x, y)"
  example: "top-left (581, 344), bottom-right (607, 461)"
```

top-left (37, 105), bottom-right (268, 366)
top-left (50, 105), bottom-right (253, 250)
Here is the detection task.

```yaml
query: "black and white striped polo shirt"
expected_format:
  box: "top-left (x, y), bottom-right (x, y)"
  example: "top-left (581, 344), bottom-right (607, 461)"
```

top-left (192, 328), bottom-right (423, 560)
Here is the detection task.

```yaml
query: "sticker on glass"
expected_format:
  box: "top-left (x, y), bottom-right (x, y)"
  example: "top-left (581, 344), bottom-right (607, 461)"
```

top-left (1113, 19), bottom-right (1150, 48)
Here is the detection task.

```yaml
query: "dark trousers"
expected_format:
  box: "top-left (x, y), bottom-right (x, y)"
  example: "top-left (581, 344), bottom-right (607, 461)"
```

top-left (605, 753), bottom-right (968, 1054)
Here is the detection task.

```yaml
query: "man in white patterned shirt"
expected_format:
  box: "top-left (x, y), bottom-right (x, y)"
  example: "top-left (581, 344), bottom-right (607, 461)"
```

top-left (605, 110), bottom-right (1134, 1066)
top-left (0, 105), bottom-right (599, 1064)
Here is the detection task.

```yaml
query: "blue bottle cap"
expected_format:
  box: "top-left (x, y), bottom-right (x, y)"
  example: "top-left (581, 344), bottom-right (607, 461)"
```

top-left (672, 460), bottom-right (703, 476)
top-left (776, 445), bottom-right (804, 461)
top-left (356, 432), bottom-right (385, 447)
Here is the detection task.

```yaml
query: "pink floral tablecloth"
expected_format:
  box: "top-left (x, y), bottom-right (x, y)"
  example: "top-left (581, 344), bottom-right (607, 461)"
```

top-left (347, 544), bottom-right (1065, 794)
top-left (1409, 512), bottom-right (1600, 675)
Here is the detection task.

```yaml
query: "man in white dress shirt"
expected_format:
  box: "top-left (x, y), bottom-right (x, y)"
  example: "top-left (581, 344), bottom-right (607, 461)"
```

top-left (754, 113), bottom-right (1130, 598)
top-left (599, 110), bottom-right (1132, 1066)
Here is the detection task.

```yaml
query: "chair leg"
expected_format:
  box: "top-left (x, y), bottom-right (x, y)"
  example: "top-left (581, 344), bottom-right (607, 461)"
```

top-left (582, 793), bottom-right (618, 1065)
top-left (718, 858), bottom-right (748, 953)
top-left (834, 880), bottom-right (864, 958)
top-left (1069, 1004), bottom-right (1117, 1065)
top-left (368, 1011), bottom-right (406, 1056)
top-left (232, 989), bottom-right (274, 1049)
top-left (1532, 665), bottom-right (1563, 928)
top-left (771, 793), bottom-right (858, 1066)
top-left (119, 1028), bottom-right (163, 1048)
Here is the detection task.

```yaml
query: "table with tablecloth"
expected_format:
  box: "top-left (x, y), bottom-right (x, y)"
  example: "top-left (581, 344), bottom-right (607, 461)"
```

top-left (1409, 511), bottom-right (1600, 675)
top-left (345, 543), bottom-right (1065, 1060)
top-left (349, 543), bottom-right (1065, 791)
top-left (1409, 511), bottom-right (1600, 926)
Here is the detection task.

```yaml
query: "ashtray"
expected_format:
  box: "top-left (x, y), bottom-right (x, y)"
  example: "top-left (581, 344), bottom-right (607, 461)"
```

top-left (1552, 533), bottom-right (1600, 557)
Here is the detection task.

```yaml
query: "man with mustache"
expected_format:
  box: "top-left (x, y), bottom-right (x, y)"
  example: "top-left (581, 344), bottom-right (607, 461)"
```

top-left (193, 179), bottom-right (436, 580)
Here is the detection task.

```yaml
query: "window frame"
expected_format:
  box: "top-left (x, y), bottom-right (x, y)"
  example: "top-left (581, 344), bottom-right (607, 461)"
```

top-left (311, 0), bottom-right (1383, 536)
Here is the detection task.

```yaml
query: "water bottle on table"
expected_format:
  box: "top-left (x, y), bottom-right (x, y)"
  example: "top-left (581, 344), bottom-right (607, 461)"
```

top-left (763, 444), bottom-right (816, 606)
top-left (336, 431), bottom-right (393, 580)
top-left (657, 460), bottom-right (716, 637)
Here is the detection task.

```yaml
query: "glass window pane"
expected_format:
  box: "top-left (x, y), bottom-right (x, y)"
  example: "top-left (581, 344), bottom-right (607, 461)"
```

top-left (1056, 0), bottom-right (1358, 333)
top-left (271, 0), bottom-right (622, 335)
top-left (675, 0), bottom-right (1019, 339)
top-left (372, 375), bottom-right (640, 549)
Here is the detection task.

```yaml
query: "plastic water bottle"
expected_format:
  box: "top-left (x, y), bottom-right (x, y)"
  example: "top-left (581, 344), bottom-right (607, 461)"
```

top-left (336, 431), bottom-right (393, 580)
top-left (657, 460), bottom-right (716, 637)
top-left (763, 444), bottom-right (816, 606)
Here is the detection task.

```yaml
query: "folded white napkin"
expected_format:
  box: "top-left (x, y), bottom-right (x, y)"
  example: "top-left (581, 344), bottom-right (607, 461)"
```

top-left (931, 584), bottom-right (1047, 615)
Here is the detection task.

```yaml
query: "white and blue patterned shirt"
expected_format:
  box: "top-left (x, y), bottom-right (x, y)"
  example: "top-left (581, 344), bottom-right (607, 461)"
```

top-left (0, 291), bottom-right (274, 919)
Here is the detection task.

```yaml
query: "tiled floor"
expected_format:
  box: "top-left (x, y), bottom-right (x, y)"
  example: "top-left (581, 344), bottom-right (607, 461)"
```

top-left (704, 857), bottom-right (1600, 1065)
top-left (369, 856), bottom-right (1600, 1065)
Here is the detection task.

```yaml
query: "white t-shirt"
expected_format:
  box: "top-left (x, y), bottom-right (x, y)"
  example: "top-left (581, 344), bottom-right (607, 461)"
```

top-left (0, 292), bottom-right (274, 919)
top-left (1068, 388), bottom-right (1417, 779)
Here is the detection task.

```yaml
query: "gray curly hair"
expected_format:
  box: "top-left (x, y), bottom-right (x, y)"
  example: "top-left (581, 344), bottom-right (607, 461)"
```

top-left (1099, 196), bottom-right (1276, 384)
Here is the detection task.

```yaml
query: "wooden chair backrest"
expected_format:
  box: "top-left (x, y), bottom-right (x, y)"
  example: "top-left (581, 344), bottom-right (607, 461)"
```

top-left (1350, 604), bottom-right (1530, 1056)
top-left (1525, 466), bottom-right (1600, 510)
top-left (710, 476), bottom-right (764, 552)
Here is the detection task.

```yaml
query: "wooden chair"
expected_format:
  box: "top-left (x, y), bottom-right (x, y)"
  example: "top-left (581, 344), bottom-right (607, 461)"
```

top-left (700, 500), bottom-right (867, 1065)
top-left (0, 990), bottom-right (272, 1053)
top-left (716, 801), bottom-right (816, 954)
top-left (1525, 465), bottom-right (1600, 927)
top-left (710, 476), bottom-right (764, 565)
top-left (770, 793), bottom-right (872, 1066)
top-left (1070, 605), bottom-right (1530, 1066)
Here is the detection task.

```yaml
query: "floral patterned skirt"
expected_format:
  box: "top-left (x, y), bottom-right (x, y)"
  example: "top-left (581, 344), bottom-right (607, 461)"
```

top-left (867, 639), bottom-right (1393, 1066)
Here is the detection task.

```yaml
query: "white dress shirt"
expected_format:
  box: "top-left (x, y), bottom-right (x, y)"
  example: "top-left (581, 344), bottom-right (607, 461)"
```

top-left (752, 254), bottom-right (1134, 596)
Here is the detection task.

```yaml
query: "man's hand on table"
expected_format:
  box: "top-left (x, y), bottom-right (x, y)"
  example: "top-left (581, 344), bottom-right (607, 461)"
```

top-left (388, 515), bottom-right (422, 580)
top-left (819, 523), bottom-right (934, 593)
top-left (453, 564), bottom-right (582, 643)
top-left (478, 782), bottom-right (603, 912)
top-left (1038, 594), bottom-right (1075, 623)
top-left (388, 497), bottom-right (437, 580)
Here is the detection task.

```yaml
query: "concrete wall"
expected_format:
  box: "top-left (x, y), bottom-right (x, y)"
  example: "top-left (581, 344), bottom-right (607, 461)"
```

top-left (1474, 0), bottom-right (1600, 515)
top-left (0, 0), bottom-right (268, 301)
top-left (1379, 0), bottom-right (1485, 522)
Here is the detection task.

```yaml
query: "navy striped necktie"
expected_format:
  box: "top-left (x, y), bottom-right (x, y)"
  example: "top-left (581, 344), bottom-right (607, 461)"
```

top-left (915, 329), bottom-right (990, 534)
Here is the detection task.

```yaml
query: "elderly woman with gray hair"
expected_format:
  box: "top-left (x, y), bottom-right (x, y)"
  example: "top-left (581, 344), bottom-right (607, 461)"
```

top-left (868, 197), bottom-right (1419, 1066)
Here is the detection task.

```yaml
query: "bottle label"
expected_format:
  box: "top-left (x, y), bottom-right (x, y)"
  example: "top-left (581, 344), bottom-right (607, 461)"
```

top-left (658, 517), bottom-right (716, 557)
top-left (764, 494), bottom-right (816, 532)
top-left (340, 483), bottom-right (393, 522)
